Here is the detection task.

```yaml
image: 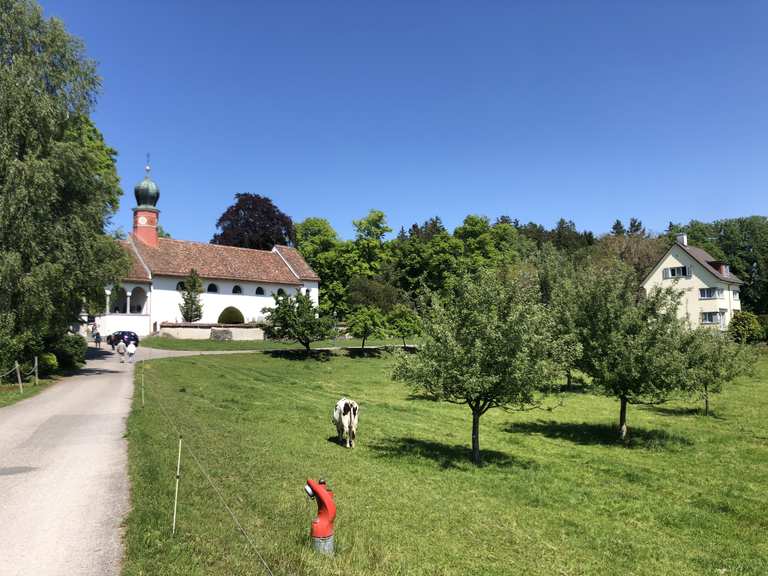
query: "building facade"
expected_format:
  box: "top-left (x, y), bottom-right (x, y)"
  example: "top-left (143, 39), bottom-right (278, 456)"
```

top-left (96, 167), bottom-right (319, 337)
top-left (641, 233), bottom-right (742, 330)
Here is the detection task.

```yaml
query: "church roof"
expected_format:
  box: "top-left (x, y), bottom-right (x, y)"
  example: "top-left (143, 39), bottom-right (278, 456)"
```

top-left (122, 236), bottom-right (318, 285)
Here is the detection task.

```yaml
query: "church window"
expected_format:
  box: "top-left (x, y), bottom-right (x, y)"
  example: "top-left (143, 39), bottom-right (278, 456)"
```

top-left (232, 285), bottom-right (242, 294)
top-left (176, 281), bottom-right (185, 291)
top-left (277, 288), bottom-right (286, 296)
top-left (255, 286), bottom-right (265, 296)
top-left (207, 283), bottom-right (219, 293)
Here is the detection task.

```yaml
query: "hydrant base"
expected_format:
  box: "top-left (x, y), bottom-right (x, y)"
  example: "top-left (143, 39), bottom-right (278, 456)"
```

top-left (311, 535), bottom-right (334, 556)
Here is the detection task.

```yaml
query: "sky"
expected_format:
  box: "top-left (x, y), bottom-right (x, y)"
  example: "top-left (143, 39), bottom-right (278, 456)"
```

top-left (40, 0), bottom-right (768, 242)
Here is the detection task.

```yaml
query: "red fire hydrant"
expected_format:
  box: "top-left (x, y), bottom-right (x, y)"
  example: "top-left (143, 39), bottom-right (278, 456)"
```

top-left (304, 478), bottom-right (336, 555)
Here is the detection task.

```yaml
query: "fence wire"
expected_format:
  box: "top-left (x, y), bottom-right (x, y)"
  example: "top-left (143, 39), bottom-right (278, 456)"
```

top-left (143, 363), bottom-right (275, 576)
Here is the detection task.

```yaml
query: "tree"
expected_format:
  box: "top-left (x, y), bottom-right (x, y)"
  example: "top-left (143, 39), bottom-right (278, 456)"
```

top-left (684, 330), bottom-right (753, 415)
top-left (346, 306), bottom-right (387, 349)
top-left (157, 225), bottom-right (172, 238)
top-left (611, 219), bottom-right (626, 236)
top-left (211, 193), bottom-right (295, 250)
top-left (295, 217), bottom-right (339, 265)
top-left (627, 217), bottom-right (646, 237)
top-left (178, 269), bottom-right (203, 322)
top-left (0, 0), bottom-right (128, 368)
top-left (262, 290), bottom-right (333, 351)
top-left (352, 209), bottom-right (392, 277)
top-left (728, 311), bottom-right (763, 343)
top-left (393, 269), bottom-right (579, 466)
top-left (574, 260), bottom-right (692, 441)
top-left (386, 303), bottom-right (420, 348)
top-left (347, 276), bottom-right (406, 313)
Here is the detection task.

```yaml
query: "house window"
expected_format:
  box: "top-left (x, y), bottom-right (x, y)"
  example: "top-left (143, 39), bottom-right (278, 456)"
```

top-left (701, 311), bottom-right (720, 325)
top-left (176, 281), bottom-right (185, 291)
top-left (232, 285), bottom-right (242, 294)
top-left (662, 266), bottom-right (689, 279)
top-left (276, 288), bottom-right (286, 296)
top-left (699, 288), bottom-right (723, 300)
top-left (207, 283), bottom-right (219, 293)
top-left (305, 289), bottom-right (311, 296)
top-left (255, 286), bottom-right (265, 296)
top-left (733, 290), bottom-right (740, 300)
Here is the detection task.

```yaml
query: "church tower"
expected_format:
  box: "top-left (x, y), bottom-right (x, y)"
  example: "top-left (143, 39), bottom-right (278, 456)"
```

top-left (133, 161), bottom-right (160, 247)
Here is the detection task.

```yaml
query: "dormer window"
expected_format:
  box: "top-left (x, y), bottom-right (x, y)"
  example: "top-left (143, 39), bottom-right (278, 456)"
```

top-left (662, 266), bottom-right (689, 279)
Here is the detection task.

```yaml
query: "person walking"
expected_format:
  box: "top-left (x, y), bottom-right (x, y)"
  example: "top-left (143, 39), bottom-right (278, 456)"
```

top-left (126, 341), bottom-right (137, 363)
top-left (94, 331), bottom-right (102, 349)
top-left (116, 340), bottom-right (127, 363)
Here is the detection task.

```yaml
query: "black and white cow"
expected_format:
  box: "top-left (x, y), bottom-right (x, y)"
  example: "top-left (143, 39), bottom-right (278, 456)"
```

top-left (331, 397), bottom-right (359, 448)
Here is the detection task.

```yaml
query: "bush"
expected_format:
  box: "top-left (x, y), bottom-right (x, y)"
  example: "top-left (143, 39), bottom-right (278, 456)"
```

top-left (757, 315), bottom-right (768, 342)
top-left (218, 306), bottom-right (245, 324)
top-left (38, 352), bottom-right (58, 375)
top-left (50, 334), bottom-right (87, 370)
top-left (729, 311), bottom-right (763, 343)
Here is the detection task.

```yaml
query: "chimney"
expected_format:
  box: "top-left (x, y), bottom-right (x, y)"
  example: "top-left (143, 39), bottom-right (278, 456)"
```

top-left (676, 233), bottom-right (688, 246)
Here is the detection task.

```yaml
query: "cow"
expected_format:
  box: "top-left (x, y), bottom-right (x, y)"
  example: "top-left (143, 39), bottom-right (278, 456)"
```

top-left (331, 398), bottom-right (359, 448)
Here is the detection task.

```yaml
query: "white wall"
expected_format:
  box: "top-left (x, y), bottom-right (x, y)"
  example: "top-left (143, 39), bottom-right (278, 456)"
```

top-left (96, 314), bottom-right (152, 338)
top-left (151, 276), bottom-right (320, 327)
top-left (642, 245), bottom-right (742, 330)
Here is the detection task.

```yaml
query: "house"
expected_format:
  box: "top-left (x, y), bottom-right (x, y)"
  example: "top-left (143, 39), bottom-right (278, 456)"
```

top-left (95, 166), bottom-right (319, 337)
top-left (641, 233), bottom-right (742, 330)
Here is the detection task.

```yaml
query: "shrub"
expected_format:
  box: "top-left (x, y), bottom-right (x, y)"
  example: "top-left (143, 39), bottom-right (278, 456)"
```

top-left (729, 311), bottom-right (762, 343)
top-left (50, 334), bottom-right (87, 370)
top-left (38, 352), bottom-right (58, 375)
top-left (218, 306), bottom-right (245, 324)
top-left (757, 315), bottom-right (768, 342)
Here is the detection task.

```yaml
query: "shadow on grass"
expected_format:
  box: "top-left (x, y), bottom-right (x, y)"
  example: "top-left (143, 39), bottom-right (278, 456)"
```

top-left (642, 405), bottom-right (725, 420)
top-left (405, 391), bottom-right (441, 402)
top-left (344, 348), bottom-right (384, 359)
top-left (265, 349), bottom-right (333, 362)
top-left (505, 420), bottom-right (692, 449)
top-left (369, 436), bottom-right (536, 469)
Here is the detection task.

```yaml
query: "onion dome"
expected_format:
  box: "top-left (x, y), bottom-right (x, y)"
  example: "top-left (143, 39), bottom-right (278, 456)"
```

top-left (134, 162), bottom-right (160, 208)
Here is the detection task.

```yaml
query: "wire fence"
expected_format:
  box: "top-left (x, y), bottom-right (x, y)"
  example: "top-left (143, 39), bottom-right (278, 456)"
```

top-left (139, 361), bottom-right (275, 576)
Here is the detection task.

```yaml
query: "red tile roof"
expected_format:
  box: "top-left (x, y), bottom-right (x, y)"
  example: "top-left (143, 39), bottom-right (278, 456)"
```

top-left (273, 245), bottom-right (321, 281)
top-left (122, 236), bottom-right (318, 285)
top-left (119, 240), bottom-right (151, 282)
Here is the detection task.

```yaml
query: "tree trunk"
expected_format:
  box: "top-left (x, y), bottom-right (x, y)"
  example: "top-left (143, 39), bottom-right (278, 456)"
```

top-left (361, 335), bottom-right (366, 349)
top-left (402, 336), bottom-right (406, 349)
top-left (471, 410), bottom-right (481, 466)
top-left (303, 339), bottom-right (311, 351)
top-left (704, 383), bottom-right (709, 416)
top-left (619, 396), bottom-right (628, 441)
top-left (566, 368), bottom-right (572, 390)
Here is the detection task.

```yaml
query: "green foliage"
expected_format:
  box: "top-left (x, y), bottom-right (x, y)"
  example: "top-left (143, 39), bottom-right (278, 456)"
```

top-left (217, 306), bottom-right (244, 324)
top-left (346, 305), bottom-right (387, 349)
top-left (729, 311), bottom-right (763, 343)
top-left (37, 351), bottom-right (58, 375)
top-left (347, 276), bottom-right (406, 313)
top-left (0, 0), bottom-right (128, 366)
top-left (178, 269), bottom-right (203, 322)
top-left (393, 268), bottom-right (580, 465)
top-left (574, 259), bottom-right (692, 439)
top-left (683, 329), bottom-right (754, 415)
top-left (50, 333), bottom-right (87, 370)
top-left (386, 303), bottom-right (420, 347)
top-left (262, 290), bottom-right (333, 350)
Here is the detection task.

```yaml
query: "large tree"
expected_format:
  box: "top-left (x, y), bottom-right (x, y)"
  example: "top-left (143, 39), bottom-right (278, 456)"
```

top-left (574, 259), bottom-right (692, 440)
top-left (0, 0), bottom-right (127, 368)
top-left (393, 268), bottom-right (579, 466)
top-left (211, 193), bottom-right (295, 250)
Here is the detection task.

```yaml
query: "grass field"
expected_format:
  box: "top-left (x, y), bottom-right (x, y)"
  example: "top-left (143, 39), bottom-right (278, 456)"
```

top-left (124, 350), bottom-right (768, 576)
top-left (140, 335), bottom-right (415, 351)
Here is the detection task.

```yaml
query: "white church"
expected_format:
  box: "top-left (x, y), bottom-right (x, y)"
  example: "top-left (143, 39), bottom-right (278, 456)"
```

top-left (96, 166), bottom-right (320, 337)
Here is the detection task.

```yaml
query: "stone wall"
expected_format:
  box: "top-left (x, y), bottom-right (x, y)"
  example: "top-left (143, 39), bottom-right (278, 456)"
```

top-left (159, 323), bottom-right (265, 341)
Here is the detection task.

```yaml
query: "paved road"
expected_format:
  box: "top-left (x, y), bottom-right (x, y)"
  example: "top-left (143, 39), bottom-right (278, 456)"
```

top-left (0, 345), bottom-right (263, 576)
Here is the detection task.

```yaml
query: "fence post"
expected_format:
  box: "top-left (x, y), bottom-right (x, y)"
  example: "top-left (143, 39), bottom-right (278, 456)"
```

top-left (141, 368), bottom-right (145, 408)
top-left (34, 356), bottom-right (39, 386)
top-left (15, 361), bottom-right (23, 393)
top-left (172, 435), bottom-right (183, 536)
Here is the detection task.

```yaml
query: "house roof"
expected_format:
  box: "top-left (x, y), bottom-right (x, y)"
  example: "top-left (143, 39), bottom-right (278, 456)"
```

top-left (119, 239), bottom-right (151, 282)
top-left (122, 236), bottom-right (318, 285)
top-left (273, 245), bottom-right (321, 281)
top-left (676, 241), bottom-right (744, 285)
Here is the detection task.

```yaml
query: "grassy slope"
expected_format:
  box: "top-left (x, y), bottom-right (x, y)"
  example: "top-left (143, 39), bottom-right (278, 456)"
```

top-left (141, 336), bottom-right (414, 351)
top-left (124, 351), bottom-right (768, 576)
top-left (0, 378), bottom-right (55, 408)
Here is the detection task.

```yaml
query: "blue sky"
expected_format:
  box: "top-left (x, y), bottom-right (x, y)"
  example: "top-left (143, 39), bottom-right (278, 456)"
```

top-left (41, 1), bottom-right (767, 241)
